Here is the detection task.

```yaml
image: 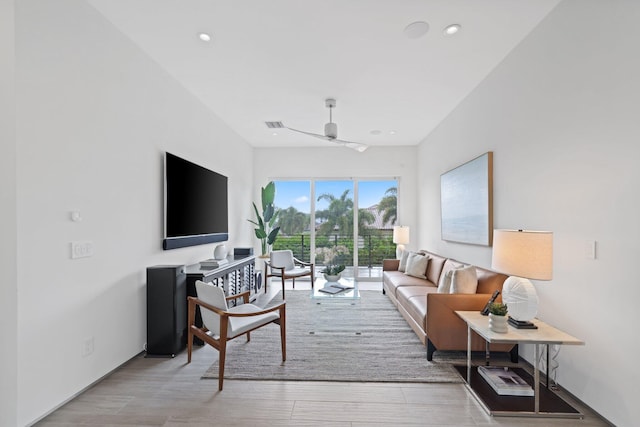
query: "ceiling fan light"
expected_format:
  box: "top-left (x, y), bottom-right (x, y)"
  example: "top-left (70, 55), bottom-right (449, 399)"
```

top-left (325, 122), bottom-right (338, 139)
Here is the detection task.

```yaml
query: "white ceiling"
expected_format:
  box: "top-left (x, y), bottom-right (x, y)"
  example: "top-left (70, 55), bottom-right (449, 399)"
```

top-left (87, 0), bottom-right (560, 150)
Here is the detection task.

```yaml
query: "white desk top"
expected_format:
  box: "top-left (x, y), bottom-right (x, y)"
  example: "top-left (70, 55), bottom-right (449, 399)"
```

top-left (455, 311), bottom-right (584, 346)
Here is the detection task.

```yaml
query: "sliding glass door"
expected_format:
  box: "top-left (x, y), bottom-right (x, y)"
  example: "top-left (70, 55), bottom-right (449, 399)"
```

top-left (357, 180), bottom-right (398, 278)
top-left (272, 178), bottom-right (398, 280)
top-left (315, 180), bottom-right (355, 277)
top-left (271, 180), bottom-right (311, 261)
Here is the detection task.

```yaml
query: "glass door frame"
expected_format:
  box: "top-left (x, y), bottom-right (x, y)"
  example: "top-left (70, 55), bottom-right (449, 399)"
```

top-left (272, 176), bottom-right (399, 281)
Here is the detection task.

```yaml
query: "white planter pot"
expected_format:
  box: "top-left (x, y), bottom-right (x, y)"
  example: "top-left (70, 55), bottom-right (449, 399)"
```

top-left (323, 273), bottom-right (341, 282)
top-left (489, 313), bottom-right (508, 333)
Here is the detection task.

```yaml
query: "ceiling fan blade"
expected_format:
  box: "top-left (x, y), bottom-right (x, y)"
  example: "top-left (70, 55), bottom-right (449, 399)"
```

top-left (345, 142), bottom-right (369, 152)
top-left (334, 138), bottom-right (369, 152)
top-left (286, 126), bottom-right (332, 141)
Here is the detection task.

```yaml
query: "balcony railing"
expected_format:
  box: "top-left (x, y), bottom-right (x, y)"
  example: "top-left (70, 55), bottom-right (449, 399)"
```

top-left (272, 232), bottom-right (396, 267)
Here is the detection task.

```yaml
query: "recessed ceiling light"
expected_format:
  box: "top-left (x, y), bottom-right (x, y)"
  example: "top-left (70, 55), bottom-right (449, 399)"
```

top-left (370, 130), bottom-right (382, 135)
top-left (272, 132), bottom-right (278, 136)
top-left (443, 24), bottom-right (461, 36)
top-left (198, 32), bottom-right (211, 42)
top-left (404, 21), bottom-right (429, 39)
top-left (389, 130), bottom-right (397, 135)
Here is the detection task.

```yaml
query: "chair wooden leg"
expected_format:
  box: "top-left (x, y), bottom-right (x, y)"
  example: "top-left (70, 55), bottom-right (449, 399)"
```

top-left (279, 306), bottom-right (287, 361)
top-left (187, 298), bottom-right (195, 364)
top-left (264, 262), bottom-right (268, 292)
top-left (281, 275), bottom-right (286, 299)
top-left (218, 340), bottom-right (226, 391)
top-left (218, 316), bottom-right (229, 391)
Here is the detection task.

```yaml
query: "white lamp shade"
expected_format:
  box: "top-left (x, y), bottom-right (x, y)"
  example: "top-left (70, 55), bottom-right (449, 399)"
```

top-left (502, 276), bottom-right (539, 321)
top-left (491, 229), bottom-right (553, 280)
top-left (392, 226), bottom-right (410, 245)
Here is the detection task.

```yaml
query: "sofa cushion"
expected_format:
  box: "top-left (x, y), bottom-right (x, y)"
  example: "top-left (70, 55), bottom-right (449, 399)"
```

top-left (405, 253), bottom-right (430, 279)
top-left (450, 265), bottom-right (478, 294)
top-left (397, 286), bottom-right (438, 331)
top-left (383, 271), bottom-right (434, 297)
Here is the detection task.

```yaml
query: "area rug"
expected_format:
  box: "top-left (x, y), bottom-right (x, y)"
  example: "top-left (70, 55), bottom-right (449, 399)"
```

top-left (202, 290), bottom-right (464, 383)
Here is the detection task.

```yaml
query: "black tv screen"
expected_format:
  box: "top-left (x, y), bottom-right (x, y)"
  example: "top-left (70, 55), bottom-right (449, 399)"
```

top-left (163, 152), bottom-right (228, 250)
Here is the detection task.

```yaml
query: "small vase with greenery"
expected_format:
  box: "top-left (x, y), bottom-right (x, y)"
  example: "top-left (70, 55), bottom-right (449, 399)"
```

top-left (316, 245), bottom-right (349, 281)
top-left (488, 302), bottom-right (508, 333)
top-left (248, 181), bottom-right (281, 257)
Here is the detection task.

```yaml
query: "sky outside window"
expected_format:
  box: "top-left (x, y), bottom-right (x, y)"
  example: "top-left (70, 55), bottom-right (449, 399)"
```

top-left (274, 180), bottom-right (397, 213)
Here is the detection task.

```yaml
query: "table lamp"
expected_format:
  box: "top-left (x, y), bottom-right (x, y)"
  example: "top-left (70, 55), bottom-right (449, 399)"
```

top-left (491, 229), bottom-right (553, 329)
top-left (393, 226), bottom-right (410, 259)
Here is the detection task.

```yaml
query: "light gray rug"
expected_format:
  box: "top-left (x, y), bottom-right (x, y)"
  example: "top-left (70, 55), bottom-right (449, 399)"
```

top-left (202, 290), bottom-right (464, 383)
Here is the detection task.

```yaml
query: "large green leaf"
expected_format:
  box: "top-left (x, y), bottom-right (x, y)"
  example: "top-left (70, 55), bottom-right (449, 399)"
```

top-left (250, 203), bottom-right (265, 230)
top-left (267, 226), bottom-right (280, 245)
top-left (261, 181), bottom-right (276, 211)
top-left (263, 204), bottom-right (274, 223)
top-left (268, 208), bottom-right (279, 227)
top-left (254, 229), bottom-right (267, 239)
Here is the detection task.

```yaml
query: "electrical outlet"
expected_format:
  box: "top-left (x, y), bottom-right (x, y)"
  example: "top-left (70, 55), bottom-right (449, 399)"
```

top-left (81, 336), bottom-right (94, 357)
top-left (70, 241), bottom-right (94, 259)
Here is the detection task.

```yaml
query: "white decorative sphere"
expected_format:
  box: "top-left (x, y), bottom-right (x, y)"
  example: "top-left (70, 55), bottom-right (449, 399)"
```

top-left (502, 276), bottom-right (538, 321)
top-left (213, 244), bottom-right (228, 260)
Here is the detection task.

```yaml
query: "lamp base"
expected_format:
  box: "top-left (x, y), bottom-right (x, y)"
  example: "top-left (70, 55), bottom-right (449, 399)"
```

top-left (508, 317), bottom-right (538, 329)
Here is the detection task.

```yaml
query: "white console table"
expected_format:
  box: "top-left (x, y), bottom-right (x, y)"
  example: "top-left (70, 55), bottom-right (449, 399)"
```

top-left (455, 311), bottom-right (584, 418)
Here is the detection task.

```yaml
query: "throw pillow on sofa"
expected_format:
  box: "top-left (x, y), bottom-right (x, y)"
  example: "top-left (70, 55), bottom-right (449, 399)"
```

top-left (437, 261), bottom-right (465, 293)
top-left (404, 252), bottom-right (430, 279)
top-left (450, 265), bottom-right (478, 294)
top-left (398, 250), bottom-right (412, 272)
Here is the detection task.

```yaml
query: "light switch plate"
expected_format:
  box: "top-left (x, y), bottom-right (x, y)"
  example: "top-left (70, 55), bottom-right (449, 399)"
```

top-left (584, 240), bottom-right (597, 259)
top-left (70, 241), bottom-right (94, 259)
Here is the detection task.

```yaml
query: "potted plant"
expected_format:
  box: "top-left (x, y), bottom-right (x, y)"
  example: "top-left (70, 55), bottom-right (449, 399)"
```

top-left (248, 181), bottom-right (280, 257)
top-left (316, 245), bottom-right (349, 282)
top-left (488, 302), bottom-right (508, 333)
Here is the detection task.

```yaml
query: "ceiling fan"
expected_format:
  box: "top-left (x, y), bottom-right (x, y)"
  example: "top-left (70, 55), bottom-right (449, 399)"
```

top-left (267, 98), bottom-right (368, 152)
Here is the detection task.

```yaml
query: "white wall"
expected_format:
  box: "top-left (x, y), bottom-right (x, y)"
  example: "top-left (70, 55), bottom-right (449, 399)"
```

top-left (1, 1), bottom-right (18, 426)
top-left (15, 1), bottom-right (253, 425)
top-left (417, 1), bottom-right (639, 425)
top-left (253, 146), bottom-right (419, 256)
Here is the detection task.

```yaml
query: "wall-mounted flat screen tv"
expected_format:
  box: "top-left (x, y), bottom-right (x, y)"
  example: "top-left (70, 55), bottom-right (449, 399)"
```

top-left (163, 152), bottom-right (228, 250)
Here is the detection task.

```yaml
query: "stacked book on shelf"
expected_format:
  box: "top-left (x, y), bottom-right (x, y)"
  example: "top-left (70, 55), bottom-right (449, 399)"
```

top-left (318, 282), bottom-right (354, 294)
top-left (200, 258), bottom-right (229, 269)
top-left (477, 366), bottom-right (534, 396)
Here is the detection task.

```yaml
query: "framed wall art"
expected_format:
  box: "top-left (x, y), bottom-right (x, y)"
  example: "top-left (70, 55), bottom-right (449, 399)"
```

top-left (440, 152), bottom-right (493, 246)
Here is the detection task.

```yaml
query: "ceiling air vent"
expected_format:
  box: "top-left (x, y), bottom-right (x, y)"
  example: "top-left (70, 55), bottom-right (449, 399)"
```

top-left (265, 121), bottom-right (285, 129)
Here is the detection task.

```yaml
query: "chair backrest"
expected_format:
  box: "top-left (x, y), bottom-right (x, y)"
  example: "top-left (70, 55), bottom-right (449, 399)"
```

top-left (270, 250), bottom-right (295, 271)
top-left (195, 280), bottom-right (228, 336)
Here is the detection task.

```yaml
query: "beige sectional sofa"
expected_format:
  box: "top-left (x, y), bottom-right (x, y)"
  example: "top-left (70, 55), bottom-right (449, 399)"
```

top-left (382, 250), bottom-right (517, 361)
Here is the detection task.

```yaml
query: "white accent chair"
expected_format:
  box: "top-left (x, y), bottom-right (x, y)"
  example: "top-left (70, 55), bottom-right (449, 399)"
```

top-left (187, 280), bottom-right (286, 391)
top-left (264, 249), bottom-right (314, 298)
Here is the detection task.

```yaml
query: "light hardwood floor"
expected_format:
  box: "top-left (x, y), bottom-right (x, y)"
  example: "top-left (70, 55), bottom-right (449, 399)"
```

top-left (36, 281), bottom-right (610, 426)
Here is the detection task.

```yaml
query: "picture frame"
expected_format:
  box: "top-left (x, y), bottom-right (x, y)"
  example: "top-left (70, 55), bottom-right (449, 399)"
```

top-left (440, 152), bottom-right (493, 246)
